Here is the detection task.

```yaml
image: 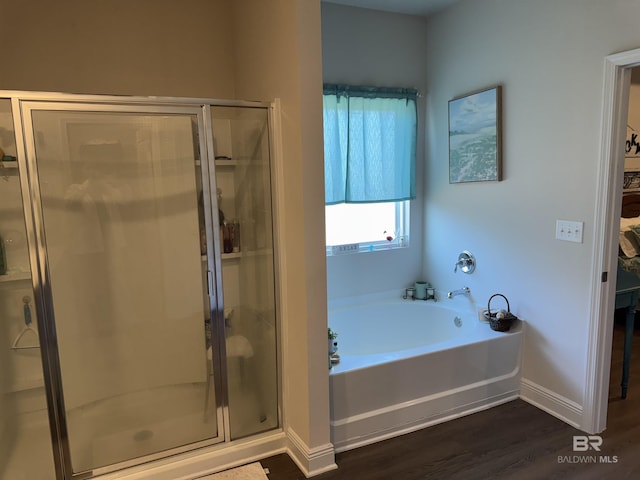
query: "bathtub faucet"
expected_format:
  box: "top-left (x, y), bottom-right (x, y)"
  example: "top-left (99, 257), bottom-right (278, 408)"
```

top-left (447, 287), bottom-right (470, 299)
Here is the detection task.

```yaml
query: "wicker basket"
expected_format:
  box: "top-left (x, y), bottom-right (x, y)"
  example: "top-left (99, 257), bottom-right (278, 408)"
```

top-left (483, 293), bottom-right (517, 332)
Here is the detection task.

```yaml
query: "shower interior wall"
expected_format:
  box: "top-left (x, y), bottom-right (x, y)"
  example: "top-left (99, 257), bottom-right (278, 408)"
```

top-left (0, 102), bottom-right (48, 476)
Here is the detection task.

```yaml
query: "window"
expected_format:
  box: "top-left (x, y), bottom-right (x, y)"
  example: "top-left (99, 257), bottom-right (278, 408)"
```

top-left (325, 200), bottom-right (410, 254)
top-left (323, 84), bottom-right (417, 255)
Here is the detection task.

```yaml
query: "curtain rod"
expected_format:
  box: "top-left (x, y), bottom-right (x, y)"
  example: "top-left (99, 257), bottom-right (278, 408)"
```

top-left (323, 83), bottom-right (422, 99)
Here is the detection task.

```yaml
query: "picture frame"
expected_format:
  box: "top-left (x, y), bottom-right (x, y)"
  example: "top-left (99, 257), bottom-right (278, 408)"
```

top-left (624, 170), bottom-right (640, 192)
top-left (448, 85), bottom-right (502, 183)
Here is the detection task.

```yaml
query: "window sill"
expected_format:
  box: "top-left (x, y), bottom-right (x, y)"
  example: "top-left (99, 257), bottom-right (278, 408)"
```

top-left (326, 238), bottom-right (409, 257)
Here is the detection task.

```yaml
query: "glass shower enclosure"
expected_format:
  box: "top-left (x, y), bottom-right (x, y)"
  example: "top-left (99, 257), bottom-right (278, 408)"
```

top-left (0, 92), bottom-right (279, 479)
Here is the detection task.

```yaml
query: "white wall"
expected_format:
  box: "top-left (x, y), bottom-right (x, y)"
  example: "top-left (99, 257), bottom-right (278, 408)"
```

top-left (231, 1), bottom-right (335, 472)
top-left (321, 4), bottom-right (427, 300)
top-left (0, 0), bottom-right (237, 99)
top-left (425, 0), bottom-right (640, 425)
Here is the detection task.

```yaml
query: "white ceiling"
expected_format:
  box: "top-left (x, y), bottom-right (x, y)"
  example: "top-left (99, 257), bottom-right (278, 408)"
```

top-left (322, 0), bottom-right (460, 17)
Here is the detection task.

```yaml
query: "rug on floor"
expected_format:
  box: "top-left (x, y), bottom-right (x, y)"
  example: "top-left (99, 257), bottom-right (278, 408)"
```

top-left (199, 462), bottom-right (268, 480)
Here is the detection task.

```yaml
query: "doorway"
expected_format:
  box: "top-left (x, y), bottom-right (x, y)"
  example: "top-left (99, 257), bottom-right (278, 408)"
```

top-left (587, 48), bottom-right (640, 434)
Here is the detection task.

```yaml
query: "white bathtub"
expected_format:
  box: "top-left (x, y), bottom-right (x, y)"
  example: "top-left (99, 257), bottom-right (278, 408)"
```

top-left (328, 293), bottom-right (523, 452)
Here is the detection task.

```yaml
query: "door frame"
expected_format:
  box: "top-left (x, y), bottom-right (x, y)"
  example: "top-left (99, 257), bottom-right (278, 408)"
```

top-left (585, 48), bottom-right (640, 434)
top-left (19, 99), bottom-right (229, 478)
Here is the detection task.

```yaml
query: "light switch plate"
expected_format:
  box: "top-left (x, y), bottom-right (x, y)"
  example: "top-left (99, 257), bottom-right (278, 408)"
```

top-left (556, 220), bottom-right (584, 243)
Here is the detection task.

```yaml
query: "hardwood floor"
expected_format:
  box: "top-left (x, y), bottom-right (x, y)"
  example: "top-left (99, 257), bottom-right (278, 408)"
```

top-left (261, 320), bottom-right (640, 479)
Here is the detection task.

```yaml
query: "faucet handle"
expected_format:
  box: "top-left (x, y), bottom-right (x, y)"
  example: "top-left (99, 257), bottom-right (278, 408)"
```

top-left (454, 251), bottom-right (476, 274)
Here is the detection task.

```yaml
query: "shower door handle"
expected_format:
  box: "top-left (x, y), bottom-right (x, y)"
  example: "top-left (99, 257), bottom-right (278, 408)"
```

top-left (207, 270), bottom-right (214, 296)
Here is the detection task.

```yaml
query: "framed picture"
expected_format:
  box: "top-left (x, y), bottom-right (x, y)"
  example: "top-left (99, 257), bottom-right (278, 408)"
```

top-left (624, 170), bottom-right (640, 192)
top-left (449, 85), bottom-right (502, 183)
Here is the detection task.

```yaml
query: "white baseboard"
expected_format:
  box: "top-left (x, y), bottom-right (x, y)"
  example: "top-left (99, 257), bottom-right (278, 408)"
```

top-left (285, 427), bottom-right (337, 478)
top-left (74, 426), bottom-right (338, 480)
top-left (520, 378), bottom-right (583, 430)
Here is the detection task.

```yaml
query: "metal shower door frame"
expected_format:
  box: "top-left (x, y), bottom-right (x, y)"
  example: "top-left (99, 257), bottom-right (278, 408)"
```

top-left (12, 94), bottom-right (233, 479)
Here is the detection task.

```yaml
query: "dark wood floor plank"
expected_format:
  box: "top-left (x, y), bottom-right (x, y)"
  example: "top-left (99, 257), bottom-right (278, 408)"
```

top-left (261, 321), bottom-right (640, 479)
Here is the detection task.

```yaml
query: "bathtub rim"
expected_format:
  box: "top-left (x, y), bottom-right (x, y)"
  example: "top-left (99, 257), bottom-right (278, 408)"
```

top-left (329, 318), bottom-right (522, 374)
top-left (328, 290), bottom-right (523, 376)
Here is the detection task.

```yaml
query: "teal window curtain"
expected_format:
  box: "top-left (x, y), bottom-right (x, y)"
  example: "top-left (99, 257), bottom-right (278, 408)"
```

top-left (323, 84), bottom-right (417, 205)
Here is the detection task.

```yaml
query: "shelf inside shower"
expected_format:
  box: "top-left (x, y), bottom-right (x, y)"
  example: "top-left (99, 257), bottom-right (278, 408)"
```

top-left (215, 159), bottom-right (239, 168)
top-left (0, 271), bottom-right (31, 283)
top-left (201, 250), bottom-right (272, 263)
top-left (202, 253), bottom-right (241, 262)
top-left (194, 159), bottom-right (245, 169)
top-left (1, 161), bottom-right (19, 177)
top-left (8, 375), bottom-right (45, 393)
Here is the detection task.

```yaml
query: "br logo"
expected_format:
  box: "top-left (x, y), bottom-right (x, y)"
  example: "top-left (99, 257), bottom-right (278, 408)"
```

top-left (573, 435), bottom-right (603, 452)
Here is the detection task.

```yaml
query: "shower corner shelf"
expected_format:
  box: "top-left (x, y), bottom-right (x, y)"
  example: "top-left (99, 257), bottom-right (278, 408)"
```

top-left (0, 271), bottom-right (31, 283)
top-left (1, 161), bottom-right (19, 176)
top-left (220, 249), bottom-right (272, 261)
top-left (202, 252), bottom-right (242, 261)
top-left (9, 375), bottom-right (45, 393)
top-left (214, 159), bottom-right (239, 168)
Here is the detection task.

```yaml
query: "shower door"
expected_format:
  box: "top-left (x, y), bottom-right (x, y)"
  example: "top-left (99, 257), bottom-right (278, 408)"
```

top-left (20, 101), bottom-right (225, 477)
top-left (211, 106), bottom-right (279, 440)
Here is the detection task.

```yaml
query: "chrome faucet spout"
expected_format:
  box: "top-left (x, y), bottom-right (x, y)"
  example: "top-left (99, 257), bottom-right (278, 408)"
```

top-left (447, 287), bottom-right (470, 299)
